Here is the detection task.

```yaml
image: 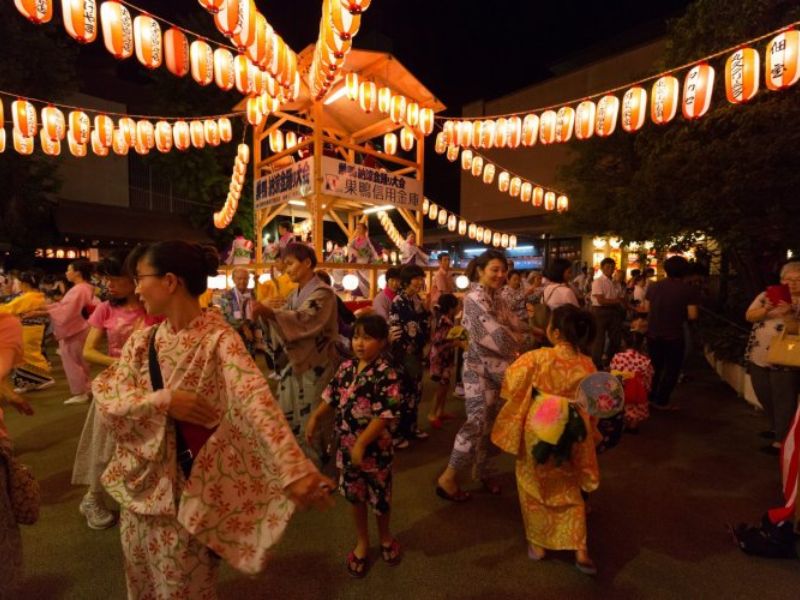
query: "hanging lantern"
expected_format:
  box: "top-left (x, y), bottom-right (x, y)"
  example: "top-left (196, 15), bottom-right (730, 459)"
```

top-left (482, 163), bottom-right (496, 184)
top-left (94, 114), bottom-right (113, 147)
top-left (682, 64), bottom-right (715, 120)
top-left (539, 110), bottom-right (557, 145)
top-left (133, 15), bottom-right (162, 70)
top-left (428, 203), bottom-right (438, 220)
top-left (725, 47), bottom-right (760, 104)
top-left (470, 155), bottom-right (484, 177)
top-left (384, 132), bottom-right (397, 155)
top-left (0, 129), bottom-right (5, 154)
top-left (470, 120), bottom-right (483, 146)
top-left (447, 214), bottom-right (457, 232)
top-left (438, 210), bottom-right (448, 226)
top-left (389, 95), bottom-right (406, 124)
top-left (506, 116), bottom-right (522, 148)
top-left (491, 232), bottom-right (500, 247)
top-left (237, 143), bottom-right (250, 162)
top-left (247, 12), bottom-right (268, 67)
top-left (230, 0), bottom-right (256, 51)
top-left (269, 129), bottom-right (284, 153)
top-left (498, 171), bottom-right (510, 193)
top-left (42, 106), bottom-right (65, 141)
top-left (544, 191), bottom-right (556, 211)
top-left (460, 149), bottom-right (473, 170)
top-left (68, 135), bottom-right (87, 157)
top-left (218, 117), bottom-right (232, 142)
top-left (509, 176), bottom-right (522, 198)
top-left (190, 120), bottom-right (205, 148)
top-left (12, 100), bottom-right (37, 138)
top-left (555, 107), bottom-right (575, 143)
top-left (345, 72), bottom-right (359, 101)
top-left (458, 219), bottom-right (467, 236)
top-left (62, 0), bottom-right (98, 44)
top-left (556, 194), bottom-right (569, 213)
top-left (483, 229), bottom-right (492, 245)
top-left (118, 117), bottom-right (135, 146)
top-left (532, 186), bottom-right (544, 207)
top-left (173, 120), bottom-right (190, 150)
top-left (400, 127), bottom-right (415, 151)
top-left (766, 30), bottom-right (800, 91)
top-left (575, 101), bottom-right (596, 140)
top-left (621, 86), bottom-right (647, 132)
top-left (112, 128), bottom-right (128, 155)
top-left (100, 1), bottom-right (133, 59)
top-left (359, 80), bottom-right (377, 113)
top-left (234, 54), bottom-right (252, 94)
top-left (91, 128), bottom-right (109, 156)
top-left (164, 28), bottom-right (189, 77)
top-left (15, 0), bottom-right (53, 23)
top-left (69, 110), bottom-right (90, 144)
top-left (376, 86), bottom-right (392, 113)
top-left (446, 145), bottom-right (459, 162)
top-left (509, 235), bottom-right (517, 249)
top-left (493, 118), bottom-right (508, 148)
top-left (468, 223), bottom-right (477, 239)
top-left (422, 197), bottom-right (430, 213)
top-left (39, 129), bottom-right (60, 156)
top-left (330, 1), bottom-right (361, 40)
top-left (135, 119), bottom-right (154, 149)
top-left (650, 75), bottom-right (679, 125)
top-left (154, 121), bottom-right (172, 152)
top-left (419, 107), bottom-right (434, 135)
top-left (341, 0), bottom-right (371, 12)
top-left (284, 131), bottom-right (297, 149)
top-left (501, 233), bottom-right (510, 248)
top-left (246, 96), bottom-right (262, 125)
top-left (457, 121), bottom-right (474, 148)
top-left (475, 226), bottom-right (484, 241)
top-left (442, 120), bottom-right (454, 145)
top-left (434, 131), bottom-right (447, 154)
top-left (520, 182), bottom-right (532, 202)
top-left (190, 40), bottom-right (214, 86)
top-left (480, 120), bottom-right (496, 148)
top-left (405, 102), bottom-right (419, 128)
top-left (13, 129), bottom-right (34, 155)
top-left (198, 0), bottom-right (224, 13)
top-left (595, 95), bottom-right (619, 137)
top-left (214, 0), bottom-right (241, 36)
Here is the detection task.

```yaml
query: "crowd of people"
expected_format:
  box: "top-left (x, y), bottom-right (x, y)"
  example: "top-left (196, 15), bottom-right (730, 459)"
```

top-left (1, 239), bottom-right (798, 598)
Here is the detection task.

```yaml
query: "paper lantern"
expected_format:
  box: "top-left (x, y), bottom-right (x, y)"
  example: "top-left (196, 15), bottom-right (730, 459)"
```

top-left (447, 214), bottom-right (457, 232)
top-left (91, 128), bottom-right (109, 156)
top-left (344, 72), bottom-right (359, 101)
top-left (544, 191), bottom-right (556, 211)
top-left (419, 107), bottom-right (434, 135)
top-left (62, 0), bottom-right (98, 44)
top-left (482, 163), bottom-right (496, 184)
top-left (330, 2), bottom-right (361, 40)
top-left (500, 234), bottom-right (509, 249)
top-left (509, 235), bottom-right (517, 249)
top-left (422, 197), bottom-right (430, 213)
top-left (39, 129), bottom-right (60, 156)
top-left (389, 95), bottom-right (406, 124)
top-left (650, 76), bottom-right (679, 125)
top-left (284, 131), bottom-right (297, 149)
top-left (0, 129), bottom-right (5, 154)
top-left (94, 114), bottom-right (113, 147)
top-left (460, 149), bottom-right (473, 170)
top-left (483, 229), bottom-right (492, 245)
top-left (100, 1), bottom-right (132, 59)
top-left (457, 121), bottom-right (474, 148)
top-left (163, 28), bottom-right (189, 77)
top-left (428, 203), bottom-right (438, 220)
top-left (190, 120), bottom-right (205, 148)
top-left (480, 120), bottom-right (496, 148)
top-left (234, 54), bottom-right (252, 94)
top-left (520, 182), bottom-right (532, 202)
top-left (341, 0), bottom-right (371, 12)
top-left (405, 102), bottom-right (419, 128)
top-left (475, 226), bottom-right (484, 241)
top-left (458, 219), bottom-right (467, 235)
top-left (42, 106), bottom-right (65, 141)
top-left (400, 127), bottom-right (415, 151)
top-left (246, 96), bottom-right (262, 125)
top-left (133, 15), bottom-right (162, 69)
top-left (556, 194), bottom-right (569, 213)
top-left (112, 128), bottom-right (128, 155)
top-left (269, 129), bottom-right (284, 153)
top-left (12, 100), bottom-right (37, 138)
top-left (69, 111), bottom-right (90, 144)
top-left (532, 186), bottom-right (544, 207)
top-left (595, 95), bottom-right (619, 137)
top-left (766, 30), bottom-right (800, 91)
top-left (438, 210), bottom-right (448, 226)
top-left (446, 145), bottom-right (459, 162)
top-left (509, 176), bottom-right (522, 198)
top-left (621, 86), bottom-right (647, 132)
top-left (218, 117), bottom-right (232, 142)
top-left (555, 107), bottom-right (575, 143)
top-left (15, 0), bottom-right (53, 23)
top-left (172, 120), bottom-right (190, 150)
top-left (725, 47), bottom-right (760, 104)
top-left (237, 143), bottom-right (249, 163)
top-left (506, 116), bottom-right (522, 148)
top-left (468, 223), bottom-right (477, 239)
top-left (190, 40), bottom-right (214, 86)
top-left (247, 13), bottom-right (268, 66)
top-left (434, 131), bottom-right (447, 154)
top-left (498, 171), bottom-right (510, 192)
top-left (384, 132), bottom-right (397, 155)
top-left (494, 118), bottom-right (508, 148)
top-left (13, 129), bottom-right (34, 155)
top-left (470, 120), bottom-right (483, 147)
top-left (135, 119), bottom-right (154, 149)
top-left (492, 232), bottom-right (500, 247)
top-left (373, 86), bottom-right (392, 114)
top-left (359, 80), bottom-right (376, 113)
top-left (117, 117), bottom-right (135, 146)
top-left (215, 0), bottom-right (241, 36)
top-left (539, 110), bottom-right (557, 145)
top-left (575, 101), bottom-right (596, 140)
top-left (68, 135), bottom-right (86, 157)
top-left (470, 155), bottom-right (484, 177)
top-left (198, 0), bottom-right (224, 12)
top-left (682, 64), bottom-right (715, 120)
top-left (153, 121), bottom-right (171, 152)
top-left (231, 0), bottom-right (256, 51)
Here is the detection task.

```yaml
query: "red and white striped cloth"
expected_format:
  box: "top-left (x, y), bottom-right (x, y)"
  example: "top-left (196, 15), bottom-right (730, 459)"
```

top-left (768, 406), bottom-right (800, 524)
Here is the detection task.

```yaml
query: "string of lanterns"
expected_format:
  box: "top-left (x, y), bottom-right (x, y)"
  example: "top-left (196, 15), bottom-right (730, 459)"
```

top-left (438, 24), bottom-right (800, 150)
top-left (310, 0), bottom-right (372, 101)
top-left (420, 197), bottom-right (518, 250)
top-left (376, 211), bottom-right (405, 250)
top-left (214, 142), bottom-right (249, 229)
top-left (0, 93), bottom-right (236, 156)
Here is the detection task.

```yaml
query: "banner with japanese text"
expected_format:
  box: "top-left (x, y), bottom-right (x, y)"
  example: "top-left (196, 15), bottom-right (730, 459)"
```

top-left (321, 156), bottom-right (422, 210)
top-left (254, 156), bottom-right (313, 211)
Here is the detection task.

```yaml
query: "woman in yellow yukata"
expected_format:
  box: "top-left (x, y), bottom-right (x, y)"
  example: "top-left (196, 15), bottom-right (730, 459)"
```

top-left (492, 304), bottom-right (601, 575)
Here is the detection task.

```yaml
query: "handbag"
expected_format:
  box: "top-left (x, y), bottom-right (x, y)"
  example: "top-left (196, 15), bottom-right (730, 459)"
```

top-left (0, 446), bottom-right (40, 525)
top-left (767, 330), bottom-right (800, 368)
top-left (532, 285), bottom-right (562, 330)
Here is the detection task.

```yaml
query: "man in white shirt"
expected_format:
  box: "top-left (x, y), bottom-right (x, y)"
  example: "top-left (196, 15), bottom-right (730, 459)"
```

top-left (590, 258), bottom-right (625, 368)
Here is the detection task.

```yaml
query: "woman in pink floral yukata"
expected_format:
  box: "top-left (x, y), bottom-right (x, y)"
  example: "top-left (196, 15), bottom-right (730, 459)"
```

top-left (93, 241), bottom-right (334, 600)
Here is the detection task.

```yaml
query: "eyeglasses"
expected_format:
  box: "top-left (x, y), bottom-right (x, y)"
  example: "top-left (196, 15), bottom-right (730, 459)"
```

top-left (133, 273), bottom-right (163, 286)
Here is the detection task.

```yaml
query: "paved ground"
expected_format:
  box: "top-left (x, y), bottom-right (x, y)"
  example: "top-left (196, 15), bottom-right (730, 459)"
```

top-left (6, 353), bottom-right (800, 599)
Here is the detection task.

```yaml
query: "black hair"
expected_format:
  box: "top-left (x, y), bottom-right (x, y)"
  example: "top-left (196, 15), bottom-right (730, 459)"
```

top-left (127, 241), bottom-right (219, 297)
top-left (284, 242), bottom-right (317, 268)
top-left (644, 267), bottom-right (655, 276)
top-left (399, 264), bottom-right (425, 287)
top-left (465, 249), bottom-right (507, 282)
top-left (436, 293), bottom-right (459, 315)
top-left (233, 227), bottom-right (244, 237)
top-left (18, 270), bottom-right (40, 289)
top-left (69, 258), bottom-right (93, 281)
top-left (97, 250), bottom-right (131, 278)
top-left (600, 257), bottom-right (616, 269)
top-left (622, 329), bottom-right (647, 353)
top-left (549, 305), bottom-right (595, 353)
top-left (385, 267), bottom-right (401, 281)
top-left (507, 269), bottom-right (521, 280)
top-left (544, 258), bottom-right (572, 283)
top-left (663, 255), bottom-right (689, 279)
top-left (316, 270), bottom-right (331, 285)
top-left (353, 313), bottom-right (389, 341)
top-left (277, 220), bottom-right (292, 232)
top-left (438, 252), bottom-right (450, 260)
top-left (630, 269), bottom-right (642, 278)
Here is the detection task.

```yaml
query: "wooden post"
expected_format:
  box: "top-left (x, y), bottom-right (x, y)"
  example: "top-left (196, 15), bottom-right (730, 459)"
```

top-left (415, 129), bottom-right (425, 246)
top-left (311, 101), bottom-right (324, 262)
top-left (253, 122), bottom-right (263, 263)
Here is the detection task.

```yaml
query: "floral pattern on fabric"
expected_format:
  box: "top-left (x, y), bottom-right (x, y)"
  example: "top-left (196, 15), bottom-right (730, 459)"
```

top-left (429, 314), bottom-right (456, 384)
top-left (745, 291), bottom-right (788, 368)
top-left (610, 349), bottom-right (653, 428)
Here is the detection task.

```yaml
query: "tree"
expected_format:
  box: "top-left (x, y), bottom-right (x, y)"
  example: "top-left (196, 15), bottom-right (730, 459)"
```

top-left (557, 0), bottom-right (800, 299)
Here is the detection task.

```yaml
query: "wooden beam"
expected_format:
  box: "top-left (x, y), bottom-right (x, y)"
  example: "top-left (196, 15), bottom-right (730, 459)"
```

top-left (326, 208), bottom-right (352, 238)
top-left (415, 129), bottom-right (425, 246)
top-left (311, 100), bottom-right (324, 261)
top-left (257, 116), bottom-right (289, 143)
top-left (321, 136), bottom-right (418, 168)
top-left (255, 138), bottom-right (313, 173)
top-left (397, 207), bottom-right (419, 236)
top-left (273, 110), bottom-right (314, 129)
top-left (391, 166), bottom-right (417, 176)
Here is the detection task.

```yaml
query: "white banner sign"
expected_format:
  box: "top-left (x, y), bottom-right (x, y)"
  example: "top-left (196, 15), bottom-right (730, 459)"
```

top-left (321, 156), bottom-right (422, 210)
top-left (254, 156), bottom-right (313, 211)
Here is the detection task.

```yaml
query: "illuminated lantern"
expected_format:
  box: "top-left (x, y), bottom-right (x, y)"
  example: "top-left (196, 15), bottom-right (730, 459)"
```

top-left (190, 40), bottom-right (214, 86)
top-left (91, 128), bottom-right (109, 156)
top-left (133, 138), bottom-right (148, 155)
top-left (284, 131), bottom-right (297, 149)
top-left (42, 106), bottom-right (65, 141)
top-left (492, 232), bottom-right (500, 247)
top-left (544, 191), bottom-right (556, 211)
top-left (164, 28), bottom-right (189, 77)
top-left (650, 75), bottom-right (679, 125)
top-left (330, 2), bottom-right (361, 40)
top-left (428, 203), bottom-right (438, 220)
top-left (506, 116), bottom-right (522, 148)
top-left (62, 0), bottom-right (98, 44)
top-left (359, 80), bottom-right (376, 113)
top-left (154, 121), bottom-right (172, 152)
top-left (136, 119), bottom-right (154, 149)
top-left (457, 121), bottom-right (474, 148)
top-left (447, 214), bottom-right (457, 232)
top-left (422, 198), bottom-right (429, 213)
top-left (766, 30), bottom-right (800, 90)
top-left (341, 0), bottom-right (371, 12)
top-left (725, 47), bottom-right (760, 104)
top-left (468, 223), bottom-right (477, 239)
top-left (190, 120), bottom-right (205, 148)
top-left (375, 86), bottom-right (392, 113)
top-left (100, 1), bottom-right (133, 59)
top-left (446, 145), bottom-right (459, 162)
top-left (231, 0), bottom-right (256, 51)
top-left (112, 128), bottom-right (128, 155)
top-left (198, 0), bottom-right (224, 12)
top-left (0, 130), bottom-right (4, 153)
top-left (480, 120), bottom-right (496, 148)
top-left (509, 235), bottom-right (517, 249)
top-left (621, 86), bottom-right (647, 132)
top-left (247, 13), bottom-right (268, 66)
top-left (246, 96), bottom-right (262, 125)
top-left (458, 219), bottom-right (467, 236)
top-left (13, 129), bottom-right (34, 155)
top-left (520, 114), bottom-right (538, 147)
top-left (173, 120), bottom-right (190, 150)
top-left (475, 226), bottom-right (484, 241)
top-left (438, 210), bottom-right (447, 226)
top-left (470, 155), bottom-right (484, 177)
top-left (682, 64), bottom-right (715, 120)
top-left (509, 177), bottom-right (522, 198)
top-left (498, 171), bottom-right (510, 193)
top-left (482, 163), bottom-right (496, 184)
top-left (442, 120), bottom-right (454, 145)
top-left (555, 107), bottom-right (575, 143)
top-left (556, 194), bottom-right (569, 213)
top-left (15, 0), bottom-right (53, 23)
top-left (482, 229), bottom-right (492, 245)
top-left (215, 0), bottom-right (242, 36)
top-left (68, 135), bottom-right (87, 157)
top-left (269, 129), bottom-right (284, 153)
top-left (395, 127), bottom-right (412, 151)
top-left (419, 107), bottom-right (434, 135)
top-left (575, 101), bottom-right (596, 140)
top-left (471, 120), bottom-right (483, 146)
top-left (345, 72), bottom-right (359, 101)
top-left (218, 117), bottom-right (232, 143)
top-left (237, 142), bottom-right (249, 162)
top-left (384, 132), bottom-right (397, 155)
top-left (532, 186), bottom-right (544, 207)
top-left (405, 102), bottom-right (419, 128)
top-left (118, 116), bottom-right (135, 146)
top-left (520, 182), bottom-right (532, 202)
top-left (434, 131), bottom-right (447, 154)
top-left (12, 100), bottom-right (37, 138)
top-left (595, 95), bottom-right (619, 137)
top-left (494, 118), bottom-right (508, 147)
top-left (133, 15), bottom-right (162, 70)
top-left (501, 233), bottom-right (509, 248)
top-left (94, 114), bottom-right (113, 146)
top-left (539, 110), bottom-right (557, 145)
top-left (389, 95), bottom-right (406, 124)
top-left (460, 149), bottom-right (473, 170)
top-left (234, 54), bottom-right (252, 94)
top-left (39, 129), bottom-right (60, 156)
top-left (213, 48), bottom-right (235, 90)
top-left (69, 110), bottom-right (90, 144)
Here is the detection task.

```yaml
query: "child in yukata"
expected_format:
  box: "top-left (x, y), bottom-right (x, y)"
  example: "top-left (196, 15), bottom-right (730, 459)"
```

top-left (306, 314), bottom-right (403, 578)
top-left (428, 293), bottom-right (460, 429)
top-left (609, 330), bottom-right (654, 433)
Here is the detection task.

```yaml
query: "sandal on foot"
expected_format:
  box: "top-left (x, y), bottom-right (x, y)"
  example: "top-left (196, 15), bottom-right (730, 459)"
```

top-left (380, 539), bottom-right (402, 566)
top-left (435, 485), bottom-right (471, 503)
top-left (346, 551), bottom-right (368, 578)
top-left (575, 559), bottom-right (597, 576)
top-left (412, 431), bottom-right (430, 440)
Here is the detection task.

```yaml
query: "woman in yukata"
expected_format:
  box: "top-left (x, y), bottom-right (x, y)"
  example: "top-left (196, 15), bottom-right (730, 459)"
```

top-left (399, 232), bottom-right (429, 266)
top-left (93, 241), bottom-right (334, 600)
top-left (347, 222), bottom-right (380, 297)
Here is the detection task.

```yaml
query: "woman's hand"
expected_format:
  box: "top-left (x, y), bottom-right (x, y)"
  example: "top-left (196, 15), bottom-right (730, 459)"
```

top-left (252, 302), bottom-right (275, 322)
top-left (286, 471), bottom-right (336, 510)
top-left (389, 325), bottom-right (402, 343)
top-left (350, 441), bottom-right (365, 468)
top-left (768, 301), bottom-right (792, 319)
top-left (167, 390), bottom-right (216, 426)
